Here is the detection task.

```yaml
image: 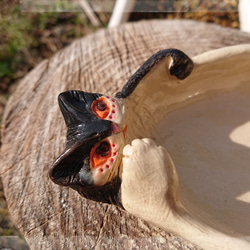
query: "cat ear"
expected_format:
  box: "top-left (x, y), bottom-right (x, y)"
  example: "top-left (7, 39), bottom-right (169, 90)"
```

top-left (58, 90), bottom-right (101, 129)
top-left (49, 141), bottom-right (91, 186)
top-left (116, 49), bottom-right (193, 99)
top-left (49, 142), bottom-right (123, 206)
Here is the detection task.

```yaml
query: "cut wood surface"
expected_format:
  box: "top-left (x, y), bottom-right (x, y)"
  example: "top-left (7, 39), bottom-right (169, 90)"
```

top-left (1, 20), bottom-right (250, 250)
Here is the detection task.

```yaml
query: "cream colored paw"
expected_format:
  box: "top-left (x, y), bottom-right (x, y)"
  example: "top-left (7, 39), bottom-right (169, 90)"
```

top-left (121, 138), bottom-right (172, 221)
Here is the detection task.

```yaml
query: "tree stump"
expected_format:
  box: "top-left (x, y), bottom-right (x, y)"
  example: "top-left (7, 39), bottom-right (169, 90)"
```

top-left (1, 20), bottom-right (250, 249)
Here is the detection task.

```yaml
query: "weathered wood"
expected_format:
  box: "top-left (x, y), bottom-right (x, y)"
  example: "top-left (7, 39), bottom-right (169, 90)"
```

top-left (1, 20), bottom-right (250, 250)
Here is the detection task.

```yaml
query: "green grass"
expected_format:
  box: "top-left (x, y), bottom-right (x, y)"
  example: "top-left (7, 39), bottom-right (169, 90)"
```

top-left (0, 6), bottom-right (32, 78)
top-left (0, 3), bottom-right (106, 85)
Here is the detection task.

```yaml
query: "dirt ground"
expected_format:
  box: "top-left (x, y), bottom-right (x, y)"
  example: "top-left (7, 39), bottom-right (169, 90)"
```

top-left (0, 0), bottom-right (240, 248)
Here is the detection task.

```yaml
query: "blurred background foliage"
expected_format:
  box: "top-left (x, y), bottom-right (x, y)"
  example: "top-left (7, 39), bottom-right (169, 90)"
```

top-left (0, 1), bottom-right (105, 93)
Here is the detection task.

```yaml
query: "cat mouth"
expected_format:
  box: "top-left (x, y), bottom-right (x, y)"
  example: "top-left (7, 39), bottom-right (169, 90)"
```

top-left (112, 123), bottom-right (128, 140)
top-left (112, 123), bottom-right (120, 134)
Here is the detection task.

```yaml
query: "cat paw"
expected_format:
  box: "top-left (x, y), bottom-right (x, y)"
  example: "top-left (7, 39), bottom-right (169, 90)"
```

top-left (121, 138), bottom-right (172, 220)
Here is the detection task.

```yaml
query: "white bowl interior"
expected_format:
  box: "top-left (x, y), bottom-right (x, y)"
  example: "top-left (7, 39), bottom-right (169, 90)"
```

top-left (154, 45), bottom-right (250, 236)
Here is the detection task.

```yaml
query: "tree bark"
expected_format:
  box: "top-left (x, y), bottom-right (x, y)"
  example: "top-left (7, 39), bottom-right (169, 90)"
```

top-left (1, 20), bottom-right (250, 250)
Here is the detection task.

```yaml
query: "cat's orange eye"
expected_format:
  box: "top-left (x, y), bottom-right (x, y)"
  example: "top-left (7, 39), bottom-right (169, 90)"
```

top-left (90, 141), bottom-right (111, 169)
top-left (92, 97), bottom-right (110, 119)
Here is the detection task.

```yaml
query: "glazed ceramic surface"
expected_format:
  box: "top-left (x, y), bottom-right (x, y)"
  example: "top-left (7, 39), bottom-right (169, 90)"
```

top-left (50, 44), bottom-right (250, 249)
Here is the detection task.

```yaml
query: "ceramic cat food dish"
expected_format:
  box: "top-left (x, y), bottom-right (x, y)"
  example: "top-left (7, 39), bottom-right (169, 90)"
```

top-left (50, 44), bottom-right (250, 249)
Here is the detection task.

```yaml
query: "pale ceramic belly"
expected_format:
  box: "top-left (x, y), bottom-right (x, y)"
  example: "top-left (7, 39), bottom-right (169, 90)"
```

top-left (154, 83), bottom-right (250, 235)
